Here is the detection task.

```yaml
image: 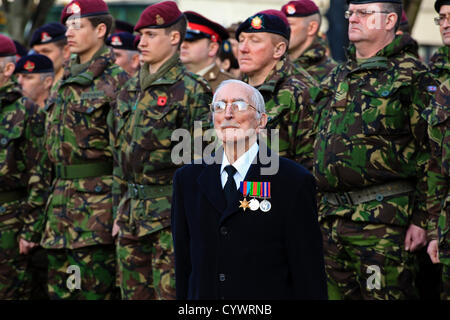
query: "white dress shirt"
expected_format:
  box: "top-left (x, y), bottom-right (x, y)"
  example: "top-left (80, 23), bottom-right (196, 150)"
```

top-left (220, 142), bottom-right (259, 190)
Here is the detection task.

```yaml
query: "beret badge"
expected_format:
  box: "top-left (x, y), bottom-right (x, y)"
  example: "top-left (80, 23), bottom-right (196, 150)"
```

top-left (156, 14), bottom-right (165, 26)
top-left (41, 32), bottom-right (52, 42)
top-left (286, 5), bottom-right (296, 15)
top-left (24, 60), bottom-right (35, 72)
top-left (251, 16), bottom-right (263, 30)
top-left (68, 2), bottom-right (81, 14)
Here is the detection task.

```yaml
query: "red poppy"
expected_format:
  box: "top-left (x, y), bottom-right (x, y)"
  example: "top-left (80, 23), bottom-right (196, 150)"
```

top-left (157, 96), bottom-right (167, 106)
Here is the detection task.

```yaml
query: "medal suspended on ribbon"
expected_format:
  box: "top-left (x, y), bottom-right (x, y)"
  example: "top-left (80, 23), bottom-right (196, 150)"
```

top-left (259, 181), bottom-right (271, 212)
top-left (239, 181), bottom-right (271, 212)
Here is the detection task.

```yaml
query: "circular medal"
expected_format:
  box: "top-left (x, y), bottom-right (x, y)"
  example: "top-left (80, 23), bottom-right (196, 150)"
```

top-left (259, 199), bottom-right (271, 212)
top-left (249, 198), bottom-right (260, 211)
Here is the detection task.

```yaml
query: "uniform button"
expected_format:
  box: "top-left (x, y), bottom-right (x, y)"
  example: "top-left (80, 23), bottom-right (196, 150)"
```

top-left (375, 194), bottom-right (384, 202)
top-left (219, 274), bottom-right (226, 282)
top-left (94, 186), bottom-right (103, 193)
top-left (87, 107), bottom-right (95, 113)
top-left (220, 226), bottom-right (228, 235)
top-left (0, 138), bottom-right (8, 145)
top-left (0, 206), bottom-right (5, 213)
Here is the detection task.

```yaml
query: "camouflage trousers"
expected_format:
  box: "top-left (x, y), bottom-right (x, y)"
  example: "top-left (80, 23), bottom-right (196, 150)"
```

top-left (320, 217), bottom-right (418, 300)
top-left (46, 244), bottom-right (116, 300)
top-left (0, 228), bottom-right (32, 299)
top-left (117, 228), bottom-right (175, 300)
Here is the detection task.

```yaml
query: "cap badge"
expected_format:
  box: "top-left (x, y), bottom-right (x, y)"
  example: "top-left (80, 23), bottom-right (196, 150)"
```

top-left (41, 32), bottom-right (52, 43)
top-left (68, 2), bottom-right (81, 14)
top-left (156, 14), bottom-right (165, 26)
top-left (24, 61), bottom-right (35, 72)
top-left (251, 16), bottom-right (263, 30)
top-left (286, 5), bottom-right (296, 15)
top-left (111, 36), bottom-right (123, 46)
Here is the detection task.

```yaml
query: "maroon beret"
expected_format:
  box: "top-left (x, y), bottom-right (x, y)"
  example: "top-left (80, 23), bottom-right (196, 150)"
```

top-left (281, 0), bottom-right (320, 17)
top-left (0, 34), bottom-right (16, 57)
top-left (135, 1), bottom-right (184, 32)
top-left (60, 0), bottom-right (109, 24)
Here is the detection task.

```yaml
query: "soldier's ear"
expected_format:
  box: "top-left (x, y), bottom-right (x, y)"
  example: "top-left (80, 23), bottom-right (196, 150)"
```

top-left (208, 41), bottom-right (220, 58)
top-left (273, 41), bottom-right (287, 59)
top-left (385, 12), bottom-right (398, 32)
top-left (3, 61), bottom-right (15, 78)
top-left (170, 30), bottom-right (181, 47)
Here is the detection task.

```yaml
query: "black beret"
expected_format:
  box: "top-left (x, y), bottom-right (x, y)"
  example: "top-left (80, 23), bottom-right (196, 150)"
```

top-left (114, 20), bottom-right (135, 33)
top-left (15, 54), bottom-right (54, 74)
top-left (30, 23), bottom-right (67, 47)
top-left (13, 40), bottom-right (28, 58)
top-left (435, 0), bottom-right (450, 13)
top-left (236, 9), bottom-right (291, 41)
top-left (106, 32), bottom-right (138, 51)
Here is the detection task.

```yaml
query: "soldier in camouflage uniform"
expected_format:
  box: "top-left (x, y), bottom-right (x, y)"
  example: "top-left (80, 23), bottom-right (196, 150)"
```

top-left (41, 0), bottom-right (129, 299)
top-left (429, 1), bottom-right (450, 85)
top-left (236, 9), bottom-right (315, 170)
top-left (30, 23), bottom-right (71, 93)
top-left (313, 0), bottom-right (438, 299)
top-left (112, 1), bottom-right (212, 300)
top-left (423, 79), bottom-right (450, 300)
top-left (181, 11), bottom-right (234, 92)
top-left (281, 0), bottom-right (337, 83)
top-left (0, 35), bottom-right (50, 300)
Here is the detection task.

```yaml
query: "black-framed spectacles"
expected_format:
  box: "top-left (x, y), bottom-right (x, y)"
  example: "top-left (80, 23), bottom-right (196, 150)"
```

top-left (344, 10), bottom-right (391, 19)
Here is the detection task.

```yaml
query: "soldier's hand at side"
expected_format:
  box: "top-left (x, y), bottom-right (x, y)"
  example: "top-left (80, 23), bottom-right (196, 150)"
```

top-left (404, 224), bottom-right (427, 252)
top-left (112, 218), bottom-right (120, 238)
top-left (427, 240), bottom-right (440, 264)
top-left (19, 238), bottom-right (38, 255)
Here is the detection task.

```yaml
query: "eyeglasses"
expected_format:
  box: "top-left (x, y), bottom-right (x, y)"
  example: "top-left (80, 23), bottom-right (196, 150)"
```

top-left (344, 10), bottom-right (390, 19)
top-left (434, 14), bottom-right (450, 25)
top-left (210, 100), bottom-right (258, 113)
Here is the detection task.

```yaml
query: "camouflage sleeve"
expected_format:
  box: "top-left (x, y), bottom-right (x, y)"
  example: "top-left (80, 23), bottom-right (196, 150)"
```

top-left (425, 83), bottom-right (450, 240)
top-left (183, 75), bottom-right (213, 161)
top-left (292, 81), bottom-right (316, 171)
top-left (409, 73), bottom-right (438, 228)
top-left (108, 76), bottom-right (134, 221)
top-left (19, 104), bottom-right (52, 243)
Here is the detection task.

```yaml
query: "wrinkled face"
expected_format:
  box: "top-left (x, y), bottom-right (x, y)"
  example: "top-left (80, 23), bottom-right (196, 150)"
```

top-left (17, 73), bottom-right (48, 102)
top-left (33, 42), bottom-right (64, 73)
top-left (65, 17), bottom-right (102, 55)
top-left (440, 5), bottom-right (450, 46)
top-left (213, 82), bottom-right (262, 144)
top-left (138, 27), bottom-right (176, 65)
top-left (113, 48), bottom-right (138, 75)
top-left (347, 3), bottom-right (389, 43)
top-left (238, 32), bottom-right (276, 76)
top-left (287, 17), bottom-right (308, 52)
top-left (180, 38), bottom-right (211, 66)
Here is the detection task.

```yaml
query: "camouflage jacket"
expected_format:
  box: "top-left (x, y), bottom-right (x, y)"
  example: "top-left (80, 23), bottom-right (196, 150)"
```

top-left (422, 80), bottom-right (450, 244)
top-left (243, 56), bottom-right (315, 170)
top-left (429, 46), bottom-right (450, 85)
top-left (0, 79), bottom-right (50, 243)
top-left (114, 53), bottom-right (212, 238)
top-left (293, 36), bottom-right (338, 83)
top-left (41, 46), bottom-right (129, 249)
top-left (313, 34), bottom-right (437, 228)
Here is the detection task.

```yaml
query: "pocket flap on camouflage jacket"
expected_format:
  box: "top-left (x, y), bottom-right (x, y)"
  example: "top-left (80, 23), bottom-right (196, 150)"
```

top-left (72, 98), bottom-right (108, 115)
top-left (0, 116), bottom-right (24, 148)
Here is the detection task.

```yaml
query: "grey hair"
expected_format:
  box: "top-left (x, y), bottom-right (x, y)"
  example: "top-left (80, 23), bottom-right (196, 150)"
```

top-left (212, 79), bottom-right (266, 119)
top-left (0, 55), bottom-right (16, 69)
top-left (39, 72), bottom-right (54, 81)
